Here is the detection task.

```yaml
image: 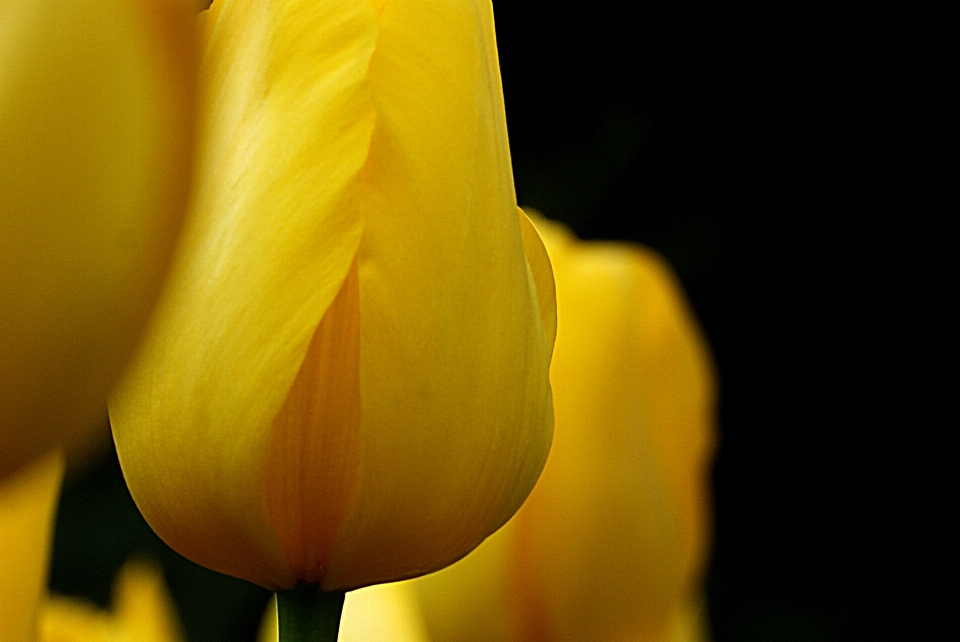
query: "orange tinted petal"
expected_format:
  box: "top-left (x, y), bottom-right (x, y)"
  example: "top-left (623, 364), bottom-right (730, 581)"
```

top-left (267, 258), bottom-right (362, 586)
top-left (110, 0), bottom-right (379, 588)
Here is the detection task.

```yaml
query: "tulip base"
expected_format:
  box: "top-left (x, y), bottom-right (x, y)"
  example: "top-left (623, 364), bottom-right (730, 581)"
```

top-left (277, 585), bottom-right (345, 642)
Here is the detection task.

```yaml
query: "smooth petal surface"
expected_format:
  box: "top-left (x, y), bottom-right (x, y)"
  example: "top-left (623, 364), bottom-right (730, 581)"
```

top-left (112, 0), bottom-right (554, 592)
top-left (323, 0), bottom-right (554, 589)
top-left (39, 561), bottom-right (184, 642)
top-left (0, 0), bottom-right (196, 479)
top-left (0, 452), bottom-right (64, 642)
top-left (412, 216), bottom-right (716, 642)
top-left (110, 0), bottom-right (379, 588)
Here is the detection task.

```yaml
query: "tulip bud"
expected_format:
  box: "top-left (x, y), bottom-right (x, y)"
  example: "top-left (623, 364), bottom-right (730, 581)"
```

top-left (408, 215), bottom-right (717, 642)
top-left (0, 0), bottom-right (197, 478)
top-left (110, 0), bottom-right (556, 593)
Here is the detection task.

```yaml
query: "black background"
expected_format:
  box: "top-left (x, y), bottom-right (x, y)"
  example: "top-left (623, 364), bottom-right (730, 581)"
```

top-left (51, 2), bottom-right (935, 640)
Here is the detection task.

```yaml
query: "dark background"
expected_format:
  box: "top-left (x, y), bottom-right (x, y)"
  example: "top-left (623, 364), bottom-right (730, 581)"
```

top-left (52, 1), bottom-right (932, 640)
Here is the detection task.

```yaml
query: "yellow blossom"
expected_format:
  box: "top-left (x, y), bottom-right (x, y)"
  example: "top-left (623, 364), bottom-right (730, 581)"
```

top-left (110, 0), bottom-right (556, 593)
top-left (0, 0), bottom-right (197, 478)
top-left (406, 214), bottom-right (717, 642)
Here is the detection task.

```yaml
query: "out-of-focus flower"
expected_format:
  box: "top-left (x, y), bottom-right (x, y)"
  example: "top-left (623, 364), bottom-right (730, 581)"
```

top-left (110, 0), bottom-right (555, 593)
top-left (404, 214), bottom-right (717, 642)
top-left (0, 0), bottom-right (197, 479)
top-left (0, 452), bottom-right (64, 641)
top-left (259, 582), bottom-right (430, 642)
top-left (39, 561), bottom-right (184, 642)
top-left (0, 450), bottom-right (183, 642)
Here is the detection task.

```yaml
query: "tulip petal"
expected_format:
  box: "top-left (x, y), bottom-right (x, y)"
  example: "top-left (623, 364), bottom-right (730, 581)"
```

top-left (0, 0), bottom-right (195, 479)
top-left (110, 0), bottom-right (379, 588)
top-left (0, 452), bottom-right (64, 641)
top-left (267, 259), bottom-right (362, 585)
top-left (322, 0), bottom-right (554, 590)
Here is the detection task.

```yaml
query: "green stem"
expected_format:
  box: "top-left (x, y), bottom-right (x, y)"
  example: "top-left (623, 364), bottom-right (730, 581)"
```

top-left (276, 585), bottom-right (345, 642)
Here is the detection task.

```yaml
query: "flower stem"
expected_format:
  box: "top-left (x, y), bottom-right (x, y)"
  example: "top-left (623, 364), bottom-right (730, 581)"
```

top-left (276, 585), bottom-right (345, 642)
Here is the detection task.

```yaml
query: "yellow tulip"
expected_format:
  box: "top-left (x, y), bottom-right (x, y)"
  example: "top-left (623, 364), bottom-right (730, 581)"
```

top-left (0, 0), bottom-right (197, 479)
top-left (409, 214), bottom-right (717, 642)
top-left (110, 0), bottom-right (555, 597)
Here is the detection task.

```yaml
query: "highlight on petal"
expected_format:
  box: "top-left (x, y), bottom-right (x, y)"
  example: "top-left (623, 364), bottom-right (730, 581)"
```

top-left (0, 0), bottom-right (196, 479)
top-left (109, 0), bottom-right (379, 589)
top-left (0, 452), bottom-right (65, 642)
top-left (322, 0), bottom-right (554, 590)
top-left (39, 560), bottom-right (184, 642)
top-left (518, 208), bottom-right (558, 356)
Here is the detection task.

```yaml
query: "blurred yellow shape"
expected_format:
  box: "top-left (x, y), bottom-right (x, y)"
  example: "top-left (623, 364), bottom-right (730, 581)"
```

top-left (0, 452), bottom-right (64, 642)
top-left (409, 213), bottom-right (717, 642)
top-left (0, 450), bottom-right (182, 642)
top-left (0, 0), bottom-right (197, 479)
top-left (39, 561), bottom-right (184, 642)
top-left (662, 599), bottom-right (711, 642)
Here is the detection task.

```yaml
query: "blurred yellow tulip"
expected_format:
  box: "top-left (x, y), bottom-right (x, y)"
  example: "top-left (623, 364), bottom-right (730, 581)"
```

top-left (0, 0), bottom-right (197, 479)
top-left (0, 416), bottom-right (182, 642)
top-left (408, 214), bottom-right (717, 642)
top-left (0, 451), bottom-right (183, 642)
top-left (110, 0), bottom-right (555, 593)
top-left (0, 452), bottom-right (64, 641)
top-left (39, 561), bottom-right (184, 642)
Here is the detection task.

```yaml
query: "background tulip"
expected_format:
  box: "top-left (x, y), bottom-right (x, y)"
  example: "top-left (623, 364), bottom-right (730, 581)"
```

top-left (110, 0), bottom-right (555, 597)
top-left (0, 433), bottom-right (182, 642)
top-left (0, 452), bottom-right (64, 641)
top-left (0, 0), bottom-right (197, 479)
top-left (38, 561), bottom-right (184, 642)
top-left (403, 214), bottom-right (716, 642)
